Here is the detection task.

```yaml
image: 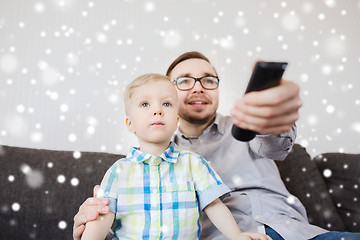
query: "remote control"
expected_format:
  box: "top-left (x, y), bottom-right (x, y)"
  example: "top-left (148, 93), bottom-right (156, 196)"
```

top-left (231, 61), bottom-right (288, 141)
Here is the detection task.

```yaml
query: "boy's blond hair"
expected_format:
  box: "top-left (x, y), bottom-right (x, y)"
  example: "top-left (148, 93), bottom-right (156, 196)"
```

top-left (124, 73), bottom-right (174, 113)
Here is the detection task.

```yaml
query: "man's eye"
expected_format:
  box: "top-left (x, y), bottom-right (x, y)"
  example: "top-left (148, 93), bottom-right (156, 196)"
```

top-left (178, 78), bottom-right (190, 85)
top-left (141, 103), bottom-right (149, 107)
top-left (203, 78), bottom-right (216, 84)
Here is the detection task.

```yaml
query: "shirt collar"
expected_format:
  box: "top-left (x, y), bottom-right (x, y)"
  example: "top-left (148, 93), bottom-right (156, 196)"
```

top-left (126, 141), bottom-right (180, 165)
top-left (211, 113), bottom-right (226, 135)
top-left (173, 113), bottom-right (226, 140)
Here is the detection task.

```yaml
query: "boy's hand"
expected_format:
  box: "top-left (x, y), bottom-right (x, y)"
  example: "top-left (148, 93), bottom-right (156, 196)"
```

top-left (231, 79), bottom-right (302, 135)
top-left (72, 185), bottom-right (110, 240)
top-left (235, 232), bottom-right (273, 240)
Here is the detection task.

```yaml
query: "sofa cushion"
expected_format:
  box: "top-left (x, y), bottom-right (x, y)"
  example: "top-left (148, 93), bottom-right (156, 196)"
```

top-left (314, 152), bottom-right (360, 232)
top-left (276, 144), bottom-right (346, 231)
top-left (0, 145), bottom-right (123, 240)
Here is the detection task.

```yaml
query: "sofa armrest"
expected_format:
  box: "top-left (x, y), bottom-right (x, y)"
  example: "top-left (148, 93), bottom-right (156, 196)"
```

top-left (314, 152), bottom-right (360, 232)
top-left (276, 144), bottom-right (345, 231)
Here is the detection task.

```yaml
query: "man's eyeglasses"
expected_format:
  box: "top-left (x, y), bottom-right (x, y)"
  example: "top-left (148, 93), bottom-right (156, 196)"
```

top-left (173, 76), bottom-right (220, 91)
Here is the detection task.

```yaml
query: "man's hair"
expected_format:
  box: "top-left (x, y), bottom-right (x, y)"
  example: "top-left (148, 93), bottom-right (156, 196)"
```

top-left (124, 73), bottom-right (172, 113)
top-left (166, 51), bottom-right (217, 77)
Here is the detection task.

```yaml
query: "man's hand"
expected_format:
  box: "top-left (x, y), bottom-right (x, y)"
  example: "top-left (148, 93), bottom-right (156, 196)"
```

top-left (230, 79), bottom-right (302, 136)
top-left (73, 185), bottom-right (110, 240)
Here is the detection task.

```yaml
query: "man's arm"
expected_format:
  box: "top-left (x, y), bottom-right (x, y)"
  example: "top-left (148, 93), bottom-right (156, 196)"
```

top-left (249, 124), bottom-right (296, 160)
top-left (73, 185), bottom-right (110, 240)
top-left (204, 198), bottom-right (272, 240)
top-left (81, 212), bottom-right (115, 240)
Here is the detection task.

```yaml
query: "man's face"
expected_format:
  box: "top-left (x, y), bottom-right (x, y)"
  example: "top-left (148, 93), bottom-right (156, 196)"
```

top-left (168, 58), bottom-right (219, 125)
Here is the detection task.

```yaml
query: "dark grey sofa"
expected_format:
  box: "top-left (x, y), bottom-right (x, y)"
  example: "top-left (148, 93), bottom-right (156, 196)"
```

top-left (0, 144), bottom-right (359, 239)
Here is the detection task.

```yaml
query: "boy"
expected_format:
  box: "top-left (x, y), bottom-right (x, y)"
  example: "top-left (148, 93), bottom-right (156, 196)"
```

top-left (81, 73), bottom-right (271, 240)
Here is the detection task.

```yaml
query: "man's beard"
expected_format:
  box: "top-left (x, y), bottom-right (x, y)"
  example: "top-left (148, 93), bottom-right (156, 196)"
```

top-left (180, 110), bottom-right (216, 125)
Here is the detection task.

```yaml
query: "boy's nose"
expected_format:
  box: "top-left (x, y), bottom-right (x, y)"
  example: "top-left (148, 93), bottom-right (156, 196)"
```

top-left (153, 106), bottom-right (163, 115)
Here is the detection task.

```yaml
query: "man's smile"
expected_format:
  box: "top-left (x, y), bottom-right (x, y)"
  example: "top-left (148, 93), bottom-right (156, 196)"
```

top-left (189, 101), bottom-right (207, 105)
top-left (187, 97), bottom-right (210, 105)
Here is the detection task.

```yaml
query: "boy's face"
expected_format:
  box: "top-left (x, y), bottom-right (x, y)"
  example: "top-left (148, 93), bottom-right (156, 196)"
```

top-left (126, 80), bottom-right (179, 146)
top-left (168, 58), bottom-right (219, 125)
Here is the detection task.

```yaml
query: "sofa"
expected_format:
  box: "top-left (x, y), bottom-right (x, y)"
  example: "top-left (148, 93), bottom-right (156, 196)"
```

top-left (0, 143), bottom-right (359, 239)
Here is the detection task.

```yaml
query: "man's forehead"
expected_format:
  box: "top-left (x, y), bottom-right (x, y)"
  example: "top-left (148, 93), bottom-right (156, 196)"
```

top-left (171, 59), bottom-right (216, 77)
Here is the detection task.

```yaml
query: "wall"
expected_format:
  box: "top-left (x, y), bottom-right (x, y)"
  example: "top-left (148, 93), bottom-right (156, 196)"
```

top-left (1, 0), bottom-right (359, 157)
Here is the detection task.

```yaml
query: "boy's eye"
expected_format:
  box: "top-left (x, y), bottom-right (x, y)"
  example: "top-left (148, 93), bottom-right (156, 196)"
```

top-left (141, 102), bottom-right (150, 107)
top-left (163, 102), bottom-right (171, 107)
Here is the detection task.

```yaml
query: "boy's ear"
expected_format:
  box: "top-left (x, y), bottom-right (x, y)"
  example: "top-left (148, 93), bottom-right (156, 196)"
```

top-left (126, 116), bottom-right (135, 134)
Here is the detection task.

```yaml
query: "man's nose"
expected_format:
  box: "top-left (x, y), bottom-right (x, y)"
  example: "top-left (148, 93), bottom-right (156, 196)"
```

top-left (192, 80), bottom-right (204, 93)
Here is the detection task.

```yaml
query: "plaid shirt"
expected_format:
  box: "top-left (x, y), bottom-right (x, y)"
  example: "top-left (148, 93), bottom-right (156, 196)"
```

top-left (98, 141), bottom-right (230, 239)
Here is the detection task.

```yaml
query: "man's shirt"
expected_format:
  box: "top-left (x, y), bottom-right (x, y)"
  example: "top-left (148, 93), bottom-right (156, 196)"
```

top-left (174, 113), bottom-right (328, 240)
top-left (98, 141), bottom-right (230, 240)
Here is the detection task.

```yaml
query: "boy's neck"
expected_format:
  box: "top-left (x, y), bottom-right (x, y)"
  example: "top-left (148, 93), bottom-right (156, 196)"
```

top-left (139, 141), bottom-right (171, 156)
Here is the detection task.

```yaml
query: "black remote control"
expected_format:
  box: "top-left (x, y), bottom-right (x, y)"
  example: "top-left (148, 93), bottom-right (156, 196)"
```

top-left (231, 61), bottom-right (288, 141)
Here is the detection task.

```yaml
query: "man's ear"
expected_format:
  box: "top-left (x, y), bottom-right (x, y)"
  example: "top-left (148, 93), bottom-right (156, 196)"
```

top-left (126, 116), bottom-right (135, 134)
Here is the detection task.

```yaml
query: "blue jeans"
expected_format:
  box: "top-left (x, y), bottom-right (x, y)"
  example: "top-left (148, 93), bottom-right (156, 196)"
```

top-left (265, 225), bottom-right (360, 240)
top-left (265, 225), bottom-right (284, 240)
top-left (309, 231), bottom-right (360, 240)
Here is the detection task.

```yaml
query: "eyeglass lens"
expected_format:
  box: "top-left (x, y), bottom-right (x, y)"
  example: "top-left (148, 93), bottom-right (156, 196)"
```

top-left (176, 76), bottom-right (218, 90)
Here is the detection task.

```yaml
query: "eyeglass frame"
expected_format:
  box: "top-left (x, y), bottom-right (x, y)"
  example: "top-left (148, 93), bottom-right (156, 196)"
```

top-left (172, 75), bottom-right (220, 91)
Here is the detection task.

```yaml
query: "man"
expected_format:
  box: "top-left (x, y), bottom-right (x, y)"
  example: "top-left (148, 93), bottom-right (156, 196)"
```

top-left (73, 52), bottom-right (359, 239)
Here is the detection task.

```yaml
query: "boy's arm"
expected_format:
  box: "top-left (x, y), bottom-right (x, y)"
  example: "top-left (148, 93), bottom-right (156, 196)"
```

top-left (204, 198), bottom-right (241, 239)
top-left (73, 185), bottom-right (111, 240)
top-left (81, 212), bottom-right (115, 240)
top-left (204, 198), bottom-right (272, 240)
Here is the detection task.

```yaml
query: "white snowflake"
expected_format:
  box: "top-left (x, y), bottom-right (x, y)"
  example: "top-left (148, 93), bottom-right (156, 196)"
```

top-left (34, 2), bottom-right (46, 13)
top-left (71, 177), bottom-right (79, 186)
top-left (323, 169), bottom-right (332, 178)
top-left (58, 220), bottom-right (67, 229)
top-left (57, 175), bottom-right (66, 183)
top-left (162, 30), bottom-right (182, 48)
top-left (12, 203), bottom-right (20, 212)
top-left (281, 11), bottom-right (300, 31)
top-left (144, 1), bottom-right (155, 12)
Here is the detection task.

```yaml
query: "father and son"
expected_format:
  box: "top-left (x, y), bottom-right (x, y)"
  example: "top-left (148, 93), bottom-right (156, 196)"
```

top-left (73, 51), bottom-right (360, 240)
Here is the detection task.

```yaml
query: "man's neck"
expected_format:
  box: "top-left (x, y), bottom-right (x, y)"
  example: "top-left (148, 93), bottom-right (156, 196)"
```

top-left (178, 115), bottom-right (216, 137)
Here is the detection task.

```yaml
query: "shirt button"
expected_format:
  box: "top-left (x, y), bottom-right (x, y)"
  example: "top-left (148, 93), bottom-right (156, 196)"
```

top-left (153, 189), bottom-right (158, 193)
top-left (199, 139), bottom-right (203, 144)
